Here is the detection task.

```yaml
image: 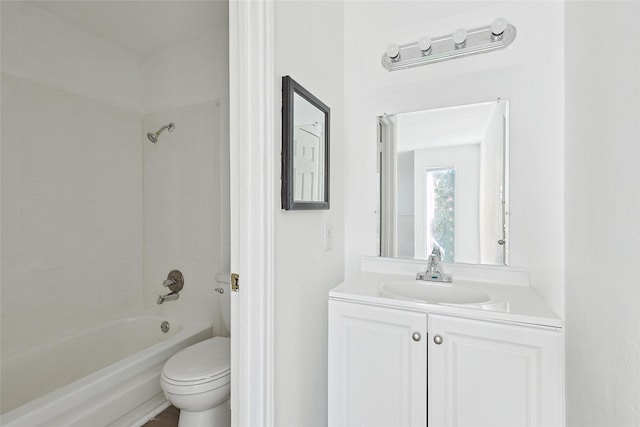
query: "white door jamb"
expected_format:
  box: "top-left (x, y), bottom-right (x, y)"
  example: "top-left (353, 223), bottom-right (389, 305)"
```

top-left (229, 1), bottom-right (275, 426)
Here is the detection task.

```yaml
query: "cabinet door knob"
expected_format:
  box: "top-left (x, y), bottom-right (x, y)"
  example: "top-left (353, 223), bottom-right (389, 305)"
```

top-left (433, 335), bottom-right (443, 345)
top-left (412, 332), bottom-right (421, 342)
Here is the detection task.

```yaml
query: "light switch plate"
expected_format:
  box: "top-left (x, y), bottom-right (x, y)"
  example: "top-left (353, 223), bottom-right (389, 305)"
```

top-left (324, 224), bottom-right (333, 250)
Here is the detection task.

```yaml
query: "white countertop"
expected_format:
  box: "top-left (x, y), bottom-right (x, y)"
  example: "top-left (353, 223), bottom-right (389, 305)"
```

top-left (330, 271), bottom-right (562, 329)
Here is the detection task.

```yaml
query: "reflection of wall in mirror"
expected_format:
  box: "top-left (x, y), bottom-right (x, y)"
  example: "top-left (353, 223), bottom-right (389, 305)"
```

top-left (396, 151), bottom-right (414, 258)
top-left (293, 123), bottom-right (324, 201)
top-left (480, 105), bottom-right (506, 265)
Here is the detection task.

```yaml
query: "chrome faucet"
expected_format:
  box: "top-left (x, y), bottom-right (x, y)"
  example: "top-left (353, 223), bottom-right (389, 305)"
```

top-left (416, 247), bottom-right (452, 283)
top-left (157, 292), bottom-right (179, 304)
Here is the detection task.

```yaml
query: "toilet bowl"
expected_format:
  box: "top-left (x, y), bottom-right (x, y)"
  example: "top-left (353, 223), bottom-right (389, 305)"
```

top-left (161, 337), bottom-right (230, 426)
top-left (160, 273), bottom-right (231, 427)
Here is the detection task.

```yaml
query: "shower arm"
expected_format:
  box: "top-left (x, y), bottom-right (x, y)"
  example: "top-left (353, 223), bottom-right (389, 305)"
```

top-left (155, 123), bottom-right (175, 136)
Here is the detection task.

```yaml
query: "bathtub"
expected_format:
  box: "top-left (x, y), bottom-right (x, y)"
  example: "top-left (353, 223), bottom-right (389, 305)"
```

top-left (0, 314), bottom-right (212, 427)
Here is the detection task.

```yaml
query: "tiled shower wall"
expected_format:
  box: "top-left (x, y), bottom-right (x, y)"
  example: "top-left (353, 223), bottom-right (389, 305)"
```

top-left (0, 2), bottom-right (229, 355)
top-left (0, 2), bottom-right (145, 354)
top-left (141, 30), bottom-right (229, 331)
top-left (0, 76), bottom-right (145, 353)
top-left (143, 101), bottom-right (228, 329)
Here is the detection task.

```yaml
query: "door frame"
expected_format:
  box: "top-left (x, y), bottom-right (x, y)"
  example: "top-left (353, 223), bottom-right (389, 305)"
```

top-left (229, 1), bottom-right (275, 426)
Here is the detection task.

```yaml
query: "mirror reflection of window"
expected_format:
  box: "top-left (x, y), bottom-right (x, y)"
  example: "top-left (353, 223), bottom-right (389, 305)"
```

top-left (424, 167), bottom-right (456, 263)
top-left (379, 100), bottom-right (509, 266)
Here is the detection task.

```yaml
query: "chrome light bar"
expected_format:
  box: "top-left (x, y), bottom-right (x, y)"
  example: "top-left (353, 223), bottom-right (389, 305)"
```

top-left (381, 19), bottom-right (517, 72)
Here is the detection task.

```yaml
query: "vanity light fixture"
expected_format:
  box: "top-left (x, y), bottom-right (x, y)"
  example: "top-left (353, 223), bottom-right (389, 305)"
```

top-left (381, 17), bottom-right (516, 71)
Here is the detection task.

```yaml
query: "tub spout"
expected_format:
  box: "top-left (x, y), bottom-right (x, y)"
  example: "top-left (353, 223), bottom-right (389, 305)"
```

top-left (157, 291), bottom-right (179, 305)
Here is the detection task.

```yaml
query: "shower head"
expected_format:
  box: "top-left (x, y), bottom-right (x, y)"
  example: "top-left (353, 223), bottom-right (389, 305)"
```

top-left (147, 122), bottom-right (175, 143)
top-left (146, 132), bottom-right (159, 143)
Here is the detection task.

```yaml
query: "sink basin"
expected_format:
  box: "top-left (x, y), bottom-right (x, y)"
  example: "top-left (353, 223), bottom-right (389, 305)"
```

top-left (379, 281), bottom-right (491, 305)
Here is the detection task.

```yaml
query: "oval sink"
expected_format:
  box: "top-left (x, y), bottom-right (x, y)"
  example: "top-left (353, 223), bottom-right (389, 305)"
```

top-left (380, 281), bottom-right (491, 305)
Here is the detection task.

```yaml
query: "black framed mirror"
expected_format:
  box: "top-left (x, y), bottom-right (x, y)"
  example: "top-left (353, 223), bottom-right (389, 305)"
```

top-left (281, 75), bottom-right (330, 210)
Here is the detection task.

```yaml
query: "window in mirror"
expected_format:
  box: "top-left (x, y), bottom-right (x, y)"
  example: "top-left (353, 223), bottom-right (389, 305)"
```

top-left (378, 100), bottom-right (509, 266)
top-left (423, 167), bottom-right (456, 263)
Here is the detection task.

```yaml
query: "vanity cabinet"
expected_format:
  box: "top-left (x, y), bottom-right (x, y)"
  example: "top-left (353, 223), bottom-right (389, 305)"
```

top-left (428, 314), bottom-right (563, 427)
top-left (328, 300), bottom-right (563, 427)
top-left (328, 300), bottom-right (427, 427)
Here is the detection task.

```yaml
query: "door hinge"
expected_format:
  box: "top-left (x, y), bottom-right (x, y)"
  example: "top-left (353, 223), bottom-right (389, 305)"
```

top-left (231, 273), bottom-right (239, 292)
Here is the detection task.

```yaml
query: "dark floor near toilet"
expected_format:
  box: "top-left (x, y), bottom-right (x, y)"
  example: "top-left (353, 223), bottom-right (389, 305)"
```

top-left (142, 405), bottom-right (179, 427)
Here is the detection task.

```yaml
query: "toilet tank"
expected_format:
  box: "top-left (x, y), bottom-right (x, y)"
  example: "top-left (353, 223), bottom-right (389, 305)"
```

top-left (215, 273), bottom-right (231, 333)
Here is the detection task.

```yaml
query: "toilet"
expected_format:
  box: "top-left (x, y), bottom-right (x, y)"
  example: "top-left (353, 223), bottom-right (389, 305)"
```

top-left (160, 273), bottom-right (231, 427)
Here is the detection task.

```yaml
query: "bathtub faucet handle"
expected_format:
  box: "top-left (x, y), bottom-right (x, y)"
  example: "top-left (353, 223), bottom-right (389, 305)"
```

top-left (157, 270), bottom-right (184, 304)
top-left (162, 270), bottom-right (184, 293)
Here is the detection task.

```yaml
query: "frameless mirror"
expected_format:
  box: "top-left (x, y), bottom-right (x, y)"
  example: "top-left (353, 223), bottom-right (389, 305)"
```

top-left (281, 75), bottom-right (330, 210)
top-left (378, 100), bottom-right (509, 265)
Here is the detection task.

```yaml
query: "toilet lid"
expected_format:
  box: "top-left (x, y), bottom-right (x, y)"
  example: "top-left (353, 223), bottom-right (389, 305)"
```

top-left (163, 337), bottom-right (230, 383)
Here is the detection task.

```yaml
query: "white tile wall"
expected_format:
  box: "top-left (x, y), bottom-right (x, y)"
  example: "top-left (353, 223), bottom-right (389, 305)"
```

top-left (1, 74), bottom-right (144, 353)
top-left (0, 1), bottom-right (230, 358)
top-left (143, 101), bottom-right (229, 331)
top-left (141, 24), bottom-right (229, 329)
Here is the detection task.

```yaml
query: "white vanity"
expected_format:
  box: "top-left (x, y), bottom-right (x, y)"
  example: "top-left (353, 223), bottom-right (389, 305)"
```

top-left (328, 258), bottom-right (563, 427)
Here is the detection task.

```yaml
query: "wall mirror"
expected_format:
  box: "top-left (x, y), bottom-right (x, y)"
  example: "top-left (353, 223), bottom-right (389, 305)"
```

top-left (378, 100), bottom-right (509, 265)
top-left (281, 75), bottom-right (330, 210)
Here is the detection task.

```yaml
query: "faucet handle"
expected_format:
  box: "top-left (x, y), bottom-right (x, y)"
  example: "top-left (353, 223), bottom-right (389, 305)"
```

top-left (163, 270), bottom-right (184, 293)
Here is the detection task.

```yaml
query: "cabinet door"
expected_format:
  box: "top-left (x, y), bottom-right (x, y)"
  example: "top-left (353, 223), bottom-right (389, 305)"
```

top-left (329, 300), bottom-right (427, 427)
top-left (428, 314), bottom-right (563, 427)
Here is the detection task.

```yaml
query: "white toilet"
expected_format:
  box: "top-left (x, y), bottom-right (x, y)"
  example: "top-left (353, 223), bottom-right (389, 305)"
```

top-left (160, 273), bottom-right (231, 427)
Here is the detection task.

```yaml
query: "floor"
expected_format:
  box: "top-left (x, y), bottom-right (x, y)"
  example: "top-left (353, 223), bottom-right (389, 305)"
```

top-left (142, 405), bottom-right (179, 427)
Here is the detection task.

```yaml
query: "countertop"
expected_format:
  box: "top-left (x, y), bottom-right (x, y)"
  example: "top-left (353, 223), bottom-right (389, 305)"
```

top-left (330, 271), bottom-right (562, 329)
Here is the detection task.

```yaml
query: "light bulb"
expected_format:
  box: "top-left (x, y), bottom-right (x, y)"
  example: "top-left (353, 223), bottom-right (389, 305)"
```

top-left (491, 17), bottom-right (508, 39)
top-left (386, 43), bottom-right (400, 60)
top-left (418, 36), bottom-right (432, 53)
top-left (453, 28), bottom-right (467, 47)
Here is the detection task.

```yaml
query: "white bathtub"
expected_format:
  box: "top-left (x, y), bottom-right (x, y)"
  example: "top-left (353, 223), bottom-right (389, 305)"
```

top-left (0, 314), bottom-right (212, 427)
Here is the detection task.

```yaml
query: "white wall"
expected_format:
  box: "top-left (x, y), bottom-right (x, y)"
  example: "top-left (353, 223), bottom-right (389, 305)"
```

top-left (273, 2), bottom-right (345, 425)
top-left (344, 1), bottom-right (566, 316)
top-left (396, 151), bottom-right (414, 258)
top-left (565, 2), bottom-right (640, 425)
top-left (143, 33), bottom-right (229, 113)
top-left (0, 1), bottom-right (143, 112)
top-left (0, 2), bottom-right (144, 354)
